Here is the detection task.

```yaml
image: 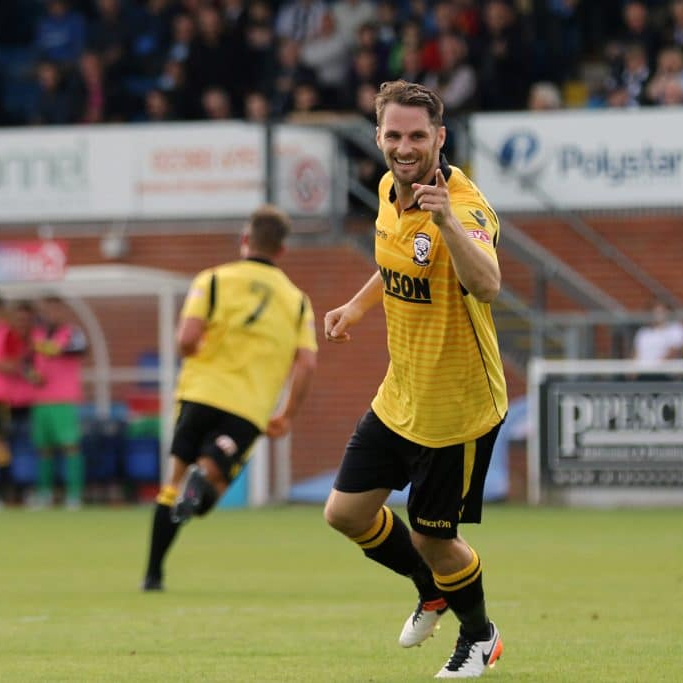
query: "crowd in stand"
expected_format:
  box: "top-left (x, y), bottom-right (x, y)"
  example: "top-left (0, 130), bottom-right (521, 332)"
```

top-left (0, 0), bottom-right (682, 127)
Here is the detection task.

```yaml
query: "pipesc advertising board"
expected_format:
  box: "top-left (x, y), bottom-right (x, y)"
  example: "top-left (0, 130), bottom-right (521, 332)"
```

top-left (529, 359), bottom-right (683, 506)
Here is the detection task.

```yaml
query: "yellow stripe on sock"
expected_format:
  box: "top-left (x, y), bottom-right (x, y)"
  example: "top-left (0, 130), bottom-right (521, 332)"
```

top-left (156, 485), bottom-right (178, 507)
top-left (351, 506), bottom-right (394, 550)
top-left (434, 548), bottom-right (482, 592)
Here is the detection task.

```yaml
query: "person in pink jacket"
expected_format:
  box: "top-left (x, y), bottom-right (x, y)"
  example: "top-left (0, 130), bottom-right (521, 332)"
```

top-left (0, 301), bottom-right (42, 505)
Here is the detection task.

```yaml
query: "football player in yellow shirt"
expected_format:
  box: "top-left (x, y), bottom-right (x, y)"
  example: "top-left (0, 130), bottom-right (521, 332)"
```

top-left (142, 205), bottom-right (318, 591)
top-left (324, 80), bottom-right (507, 679)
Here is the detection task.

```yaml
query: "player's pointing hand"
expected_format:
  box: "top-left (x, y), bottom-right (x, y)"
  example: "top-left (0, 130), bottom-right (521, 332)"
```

top-left (412, 168), bottom-right (451, 227)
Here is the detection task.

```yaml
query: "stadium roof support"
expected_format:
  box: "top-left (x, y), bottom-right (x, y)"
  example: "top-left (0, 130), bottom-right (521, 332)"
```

top-left (0, 264), bottom-right (191, 470)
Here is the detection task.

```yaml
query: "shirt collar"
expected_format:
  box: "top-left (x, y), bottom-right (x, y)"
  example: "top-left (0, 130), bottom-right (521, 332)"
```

top-left (388, 153), bottom-right (453, 207)
top-left (246, 256), bottom-right (275, 266)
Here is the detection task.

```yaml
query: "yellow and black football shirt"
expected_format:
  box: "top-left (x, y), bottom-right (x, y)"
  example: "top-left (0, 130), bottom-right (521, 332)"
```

top-left (175, 258), bottom-right (317, 431)
top-left (371, 158), bottom-right (507, 447)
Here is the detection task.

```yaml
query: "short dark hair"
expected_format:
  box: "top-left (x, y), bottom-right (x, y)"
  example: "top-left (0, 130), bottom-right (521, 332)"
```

top-left (248, 204), bottom-right (291, 255)
top-left (375, 80), bottom-right (444, 128)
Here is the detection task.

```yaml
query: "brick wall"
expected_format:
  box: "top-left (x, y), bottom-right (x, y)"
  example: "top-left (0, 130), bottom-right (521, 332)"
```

top-left (3, 211), bottom-right (678, 485)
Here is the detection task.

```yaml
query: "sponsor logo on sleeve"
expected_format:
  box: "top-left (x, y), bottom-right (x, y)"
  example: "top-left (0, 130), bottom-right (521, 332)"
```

top-left (466, 229), bottom-right (491, 244)
top-left (468, 209), bottom-right (488, 227)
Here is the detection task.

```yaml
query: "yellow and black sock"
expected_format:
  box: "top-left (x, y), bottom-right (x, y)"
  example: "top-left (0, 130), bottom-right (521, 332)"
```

top-left (434, 546), bottom-right (489, 639)
top-left (351, 505), bottom-right (441, 601)
top-left (144, 485), bottom-right (181, 580)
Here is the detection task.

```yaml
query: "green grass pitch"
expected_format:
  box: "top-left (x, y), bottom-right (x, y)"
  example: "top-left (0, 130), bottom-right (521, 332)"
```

top-left (1, 504), bottom-right (681, 682)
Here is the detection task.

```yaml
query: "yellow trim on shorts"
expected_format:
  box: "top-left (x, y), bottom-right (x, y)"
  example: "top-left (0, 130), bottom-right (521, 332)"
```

top-left (461, 439), bottom-right (476, 504)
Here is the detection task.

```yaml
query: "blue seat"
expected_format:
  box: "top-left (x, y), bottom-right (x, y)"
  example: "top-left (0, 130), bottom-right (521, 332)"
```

top-left (9, 432), bottom-right (37, 485)
top-left (124, 436), bottom-right (160, 481)
top-left (82, 417), bottom-right (127, 482)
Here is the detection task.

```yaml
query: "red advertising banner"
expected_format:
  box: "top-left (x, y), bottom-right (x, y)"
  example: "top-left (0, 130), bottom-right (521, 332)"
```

top-left (0, 240), bottom-right (68, 281)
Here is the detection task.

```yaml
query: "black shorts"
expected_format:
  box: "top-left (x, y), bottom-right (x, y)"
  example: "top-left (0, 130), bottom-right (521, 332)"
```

top-left (171, 400), bottom-right (260, 483)
top-left (334, 410), bottom-right (504, 539)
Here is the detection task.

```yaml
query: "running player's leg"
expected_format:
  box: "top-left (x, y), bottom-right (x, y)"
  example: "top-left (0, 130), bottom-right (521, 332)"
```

top-left (405, 425), bottom-right (503, 677)
top-left (172, 415), bottom-right (259, 523)
top-left (142, 453), bottom-right (190, 591)
top-left (142, 403), bottom-right (260, 591)
top-left (324, 410), bottom-right (443, 636)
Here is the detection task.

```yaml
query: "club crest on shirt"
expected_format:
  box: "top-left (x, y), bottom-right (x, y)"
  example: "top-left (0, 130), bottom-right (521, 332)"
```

top-left (413, 232), bottom-right (431, 266)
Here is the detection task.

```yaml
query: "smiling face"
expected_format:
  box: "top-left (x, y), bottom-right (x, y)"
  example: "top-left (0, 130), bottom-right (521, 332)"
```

top-left (376, 102), bottom-right (445, 189)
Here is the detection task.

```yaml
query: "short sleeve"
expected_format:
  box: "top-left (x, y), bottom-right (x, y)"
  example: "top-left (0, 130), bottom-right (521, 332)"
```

top-left (180, 270), bottom-right (213, 321)
top-left (453, 203), bottom-right (499, 259)
top-left (297, 294), bottom-right (318, 352)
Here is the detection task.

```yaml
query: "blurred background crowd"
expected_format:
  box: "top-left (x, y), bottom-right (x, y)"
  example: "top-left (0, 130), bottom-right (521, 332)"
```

top-left (0, 0), bottom-right (682, 128)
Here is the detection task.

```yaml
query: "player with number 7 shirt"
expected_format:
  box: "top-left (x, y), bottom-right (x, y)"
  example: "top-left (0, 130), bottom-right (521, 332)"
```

top-left (142, 204), bottom-right (318, 592)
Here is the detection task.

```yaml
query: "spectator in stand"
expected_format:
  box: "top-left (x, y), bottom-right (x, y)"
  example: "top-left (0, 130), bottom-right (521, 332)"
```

top-left (246, 0), bottom-right (274, 26)
top-left (475, 0), bottom-right (531, 111)
top-left (186, 5), bottom-right (242, 118)
top-left (275, 0), bottom-right (327, 43)
top-left (34, 0), bottom-right (87, 65)
top-left (451, 0), bottom-right (481, 39)
top-left (645, 44), bottom-right (683, 103)
top-left (141, 88), bottom-right (174, 121)
top-left (375, 1), bottom-right (400, 49)
top-left (421, 0), bottom-right (459, 73)
top-left (244, 19), bottom-right (279, 98)
top-left (185, 5), bottom-right (243, 119)
top-left (300, 10), bottom-right (349, 109)
top-left (286, 79), bottom-right (324, 120)
top-left (219, 0), bottom-right (248, 37)
top-left (660, 73), bottom-right (683, 102)
top-left (422, 32), bottom-right (478, 114)
top-left (388, 17), bottom-right (424, 77)
top-left (244, 89), bottom-right (272, 122)
top-left (166, 12), bottom-right (195, 64)
top-left (33, 60), bottom-right (81, 125)
top-left (157, 58), bottom-right (192, 119)
top-left (618, 0), bottom-right (661, 68)
top-left (200, 86), bottom-right (231, 120)
top-left (347, 81), bottom-right (385, 214)
top-left (355, 21), bottom-right (392, 80)
top-left (394, 45), bottom-right (427, 83)
top-left (331, 0), bottom-right (377, 49)
top-left (345, 46), bottom-right (387, 108)
top-left (527, 80), bottom-right (563, 110)
top-left (126, 0), bottom-right (175, 79)
top-left (0, 302), bottom-right (42, 506)
top-left (605, 41), bottom-right (652, 107)
top-left (86, 0), bottom-right (130, 90)
top-left (661, 0), bottom-right (683, 48)
top-left (219, 0), bottom-right (248, 93)
top-left (74, 49), bottom-right (108, 123)
top-left (403, 0), bottom-right (431, 27)
top-left (632, 300), bottom-right (683, 371)
top-left (542, 0), bottom-right (582, 81)
top-left (31, 297), bottom-right (88, 509)
top-left (270, 37), bottom-right (317, 117)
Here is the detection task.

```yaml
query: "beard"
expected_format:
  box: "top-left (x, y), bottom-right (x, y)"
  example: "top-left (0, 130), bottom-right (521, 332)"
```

top-left (386, 150), bottom-right (437, 188)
